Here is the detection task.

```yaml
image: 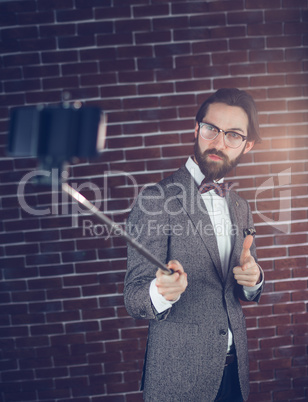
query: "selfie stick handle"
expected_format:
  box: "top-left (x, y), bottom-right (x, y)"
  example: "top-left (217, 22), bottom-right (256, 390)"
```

top-left (62, 183), bottom-right (173, 275)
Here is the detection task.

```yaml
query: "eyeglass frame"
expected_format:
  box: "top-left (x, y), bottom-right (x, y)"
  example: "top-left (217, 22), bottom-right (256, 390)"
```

top-left (198, 122), bottom-right (248, 149)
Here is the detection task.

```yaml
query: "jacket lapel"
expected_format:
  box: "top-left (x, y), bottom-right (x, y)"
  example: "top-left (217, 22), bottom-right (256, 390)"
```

top-left (226, 192), bottom-right (243, 286)
top-left (172, 166), bottom-right (224, 282)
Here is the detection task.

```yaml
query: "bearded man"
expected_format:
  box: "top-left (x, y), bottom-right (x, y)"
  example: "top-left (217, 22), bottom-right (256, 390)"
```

top-left (124, 88), bottom-right (264, 402)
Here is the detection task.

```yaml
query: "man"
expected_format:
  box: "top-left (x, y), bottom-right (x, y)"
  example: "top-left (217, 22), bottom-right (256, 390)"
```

top-left (124, 88), bottom-right (264, 401)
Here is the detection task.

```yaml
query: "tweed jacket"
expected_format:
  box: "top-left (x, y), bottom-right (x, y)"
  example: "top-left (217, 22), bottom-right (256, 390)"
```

top-left (124, 165), bottom-right (263, 402)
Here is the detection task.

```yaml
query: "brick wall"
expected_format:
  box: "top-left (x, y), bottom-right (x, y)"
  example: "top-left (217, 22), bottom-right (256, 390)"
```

top-left (0, 0), bottom-right (307, 401)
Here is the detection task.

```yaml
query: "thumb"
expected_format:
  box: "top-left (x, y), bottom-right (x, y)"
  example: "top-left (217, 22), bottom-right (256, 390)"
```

top-left (240, 235), bottom-right (253, 268)
top-left (167, 260), bottom-right (184, 274)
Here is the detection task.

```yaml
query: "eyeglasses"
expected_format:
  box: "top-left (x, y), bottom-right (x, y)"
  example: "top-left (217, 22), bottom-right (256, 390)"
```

top-left (198, 122), bottom-right (248, 149)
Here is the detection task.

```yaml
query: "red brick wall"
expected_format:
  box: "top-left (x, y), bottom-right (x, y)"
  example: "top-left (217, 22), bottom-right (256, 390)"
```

top-left (0, 1), bottom-right (307, 401)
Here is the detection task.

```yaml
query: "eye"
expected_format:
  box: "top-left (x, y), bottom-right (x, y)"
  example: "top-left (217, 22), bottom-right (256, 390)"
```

top-left (205, 124), bottom-right (218, 132)
top-left (227, 131), bottom-right (241, 139)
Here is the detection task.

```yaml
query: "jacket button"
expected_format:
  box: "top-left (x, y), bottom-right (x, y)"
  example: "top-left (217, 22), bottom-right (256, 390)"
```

top-left (219, 329), bottom-right (227, 336)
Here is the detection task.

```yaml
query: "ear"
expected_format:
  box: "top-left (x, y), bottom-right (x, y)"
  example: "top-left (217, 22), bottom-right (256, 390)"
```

top-left (243, 140), bottom-right (255, 154)
top-left (194, 122), bottom-right (199, 139)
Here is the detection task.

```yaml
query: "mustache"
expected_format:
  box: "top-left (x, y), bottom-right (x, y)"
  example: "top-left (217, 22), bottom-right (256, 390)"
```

top-left (203, 148), bottom-right (229, 162)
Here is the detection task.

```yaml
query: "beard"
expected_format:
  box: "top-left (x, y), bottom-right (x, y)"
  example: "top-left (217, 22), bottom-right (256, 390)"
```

top-left (194, 136), bottom-right (245, 182)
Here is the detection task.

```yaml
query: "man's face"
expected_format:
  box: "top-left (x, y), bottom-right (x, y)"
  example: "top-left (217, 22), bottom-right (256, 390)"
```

top-left (194, 102), bottom-right (255, 182)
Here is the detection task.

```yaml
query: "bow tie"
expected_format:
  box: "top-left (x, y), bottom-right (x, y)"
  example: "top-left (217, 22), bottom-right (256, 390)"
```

top-left (198, 180), bottom-right (233, 197)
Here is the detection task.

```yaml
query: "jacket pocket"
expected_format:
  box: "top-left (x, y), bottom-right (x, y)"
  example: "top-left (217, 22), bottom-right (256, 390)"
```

top-left (145, 321), bottom-right (200, 394)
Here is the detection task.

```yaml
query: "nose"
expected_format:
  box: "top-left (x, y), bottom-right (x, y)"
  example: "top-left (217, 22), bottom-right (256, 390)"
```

top-left (211, 130), bottom-right (227, 150)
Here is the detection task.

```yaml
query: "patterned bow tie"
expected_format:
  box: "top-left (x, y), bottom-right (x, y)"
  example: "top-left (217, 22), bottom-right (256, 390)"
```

top-left (198, 179), bottom-right (233, 197)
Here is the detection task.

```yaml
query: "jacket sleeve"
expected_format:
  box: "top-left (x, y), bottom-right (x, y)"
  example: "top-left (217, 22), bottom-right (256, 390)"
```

top-left (124, 185), bottom-right (171, 320)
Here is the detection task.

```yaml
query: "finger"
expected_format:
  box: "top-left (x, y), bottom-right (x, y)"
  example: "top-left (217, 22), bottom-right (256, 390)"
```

top-left (234, 278), bottom-right (257, 287)
top-left (158, 273), bottom-right (187, 290)
top-left (233, 265), bottom-right (260, 286)
top-left (243, 234), bottom-right (254, 251)
top-left (167, 259), bottom-right (184, 273)
top-left (241, 257), bottom-right (255, 272)
top-left (240, 235), bottom-right (254, 267)
top-left (157, 272), bottom-right (188, 300)
top-left (235, 263), bottom-right (260, 274)
top-left (157, 260), bottom-right (183, 277)
top-left (157, 269), bottom-right (179, 281)
top-left (234, 272), bottom-right (259, 287)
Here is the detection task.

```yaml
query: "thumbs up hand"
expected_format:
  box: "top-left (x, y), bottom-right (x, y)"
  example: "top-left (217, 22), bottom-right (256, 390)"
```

top-left (233, 235), bottom-right (261, 287)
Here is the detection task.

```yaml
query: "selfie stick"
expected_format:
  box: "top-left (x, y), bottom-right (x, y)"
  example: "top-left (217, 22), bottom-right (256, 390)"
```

top-left (8, 103), bottom-right (173, 275)
top-left (62, 183), bottom-right (173, 274)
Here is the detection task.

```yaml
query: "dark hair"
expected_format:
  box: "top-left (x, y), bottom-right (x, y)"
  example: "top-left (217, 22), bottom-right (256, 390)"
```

top-left (195, 88), bottom-right (261, 143)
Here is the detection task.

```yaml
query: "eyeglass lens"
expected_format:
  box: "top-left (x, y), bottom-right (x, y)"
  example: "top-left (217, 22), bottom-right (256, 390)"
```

top-left (200, 124), bottom-right (243, 148)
